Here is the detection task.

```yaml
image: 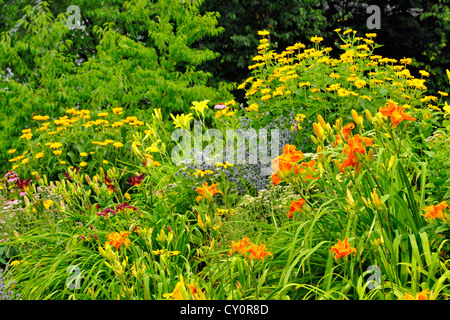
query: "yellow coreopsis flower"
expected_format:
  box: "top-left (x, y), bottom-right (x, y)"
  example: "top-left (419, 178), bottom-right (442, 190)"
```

top-left (33, 115), bottom-right (50, 121)
top-left (80, 161), bottom-right (87, 167)
top-left (419, 70), bottom-right (430, 77)
top-left (343, 28), bottom-right (353, 35)
top-left (246, 103), bottom-right (259, 112)
top-left (258, 30), bottom-right (270, 36)
top-left (80, 152), bottom-right (88, 157)
top-left (113, 142), bottom-right (124, 149)
top-left (310, 35), bottom-right (324, 43)
top-left (7, 149), bottom-right (16, 154)
top-left (112, 107), bottom-right (123, 115)
top-left (35, 152), bottom-right (44, 159)
top-left (10, 260), bottom-right (23, 267)
top-left (49, 142), bottom-right (63, 149)
top-left (20, 132), bottom-right (33, 140)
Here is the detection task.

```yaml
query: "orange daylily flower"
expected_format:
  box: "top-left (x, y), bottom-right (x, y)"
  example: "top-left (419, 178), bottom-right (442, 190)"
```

top-left (402, 289), bottom-right (432, 300)
top-left (196, 182), bottom-right (223, 202)
top-left (247, 243), bottom-right (273, 262)
top-left (271, 144), bottom-right (304, 186)
top-left (280, 144), bottom-right (304, 163)
top-left (287, 198), bottom-right (306, 219)
top-left (422, 201), bottom-right (448, 220)
top-left (342, 123), bottom-right (355, 140)
top-left (379, 101), bottom-right (416, 127)
top-left (185, 283), bottom-right (206, 300)
top-left (340, 134), bottom-right (373, 172)
top-left (106, 231), bottom-right (131, 250)
top-left (229, 237), bottom-right (252, 256)
top-left (296, 160), bottom-right (318, 181)
top-left (330, 237), bottom-right (357, 260)
top-left (271, 157), bottom-right (295, 185)
top-left (229, 238), bottom-right (273, 262)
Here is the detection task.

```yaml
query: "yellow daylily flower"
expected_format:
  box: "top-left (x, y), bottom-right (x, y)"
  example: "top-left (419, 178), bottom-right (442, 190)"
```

top-left (170, 113), bottom-right (194, 130)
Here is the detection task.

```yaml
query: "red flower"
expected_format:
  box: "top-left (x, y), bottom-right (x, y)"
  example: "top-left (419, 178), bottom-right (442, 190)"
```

top-left (127, 174), bottom-right (145, 187)
top-left (97, 207), bottom-right (115, 218)
top-left (64, 167), bottom-right (80, 180)
top-left (16, 178), bottom-right (32, 194)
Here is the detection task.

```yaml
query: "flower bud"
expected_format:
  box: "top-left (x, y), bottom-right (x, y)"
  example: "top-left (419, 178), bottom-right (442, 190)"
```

top-left (209, 238), bottom-right (215, 252)
top-left (99, 246), bottom-right (107, 258)
top-left (317, 114), bottom-right (327, 131)
top-left (351, 109), bottom-right (364, 126)
top-left (364, 109), bottom-right (374, 123)
top-left (313, 122), bottom-right (325, 141)
top-left (156, 229), bottom-right (167, 242)
top-left (360, 195), bottom-right (370, 207)
top-left (334, 159), bottom-right (341, 170)
top-left (198, 214), bottom-right (205, 231)
top-left (375, 112), bottom-right (385, 124)
top-left (371, 188), bottom-right (383, 209)
top-left (345, 188), bottom-right (355, 206)
top-left (354, 162), bottom-right (362, 176)
top-left (367, 148), bottom-right (374, 162)
top-left (31, 171), bottom-right (42, 184)
top-left (387, 156), bottom-right (395, 170)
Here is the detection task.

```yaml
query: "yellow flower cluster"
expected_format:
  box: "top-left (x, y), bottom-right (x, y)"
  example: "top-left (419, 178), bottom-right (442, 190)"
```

top-left (239, 28), bottom-right (433, 114)
top-left (9, 107), bottom-right (150, 172)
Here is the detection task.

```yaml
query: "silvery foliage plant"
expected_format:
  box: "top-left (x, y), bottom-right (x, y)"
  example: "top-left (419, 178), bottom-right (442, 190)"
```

top-left (175, 110), bottom-right (300, 193)
top-left (0, 266), bottom-right (20, 300)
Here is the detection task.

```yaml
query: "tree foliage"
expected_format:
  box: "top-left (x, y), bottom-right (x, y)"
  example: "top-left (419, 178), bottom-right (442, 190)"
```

top-left (0, 0), bottom-right (234, 173)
